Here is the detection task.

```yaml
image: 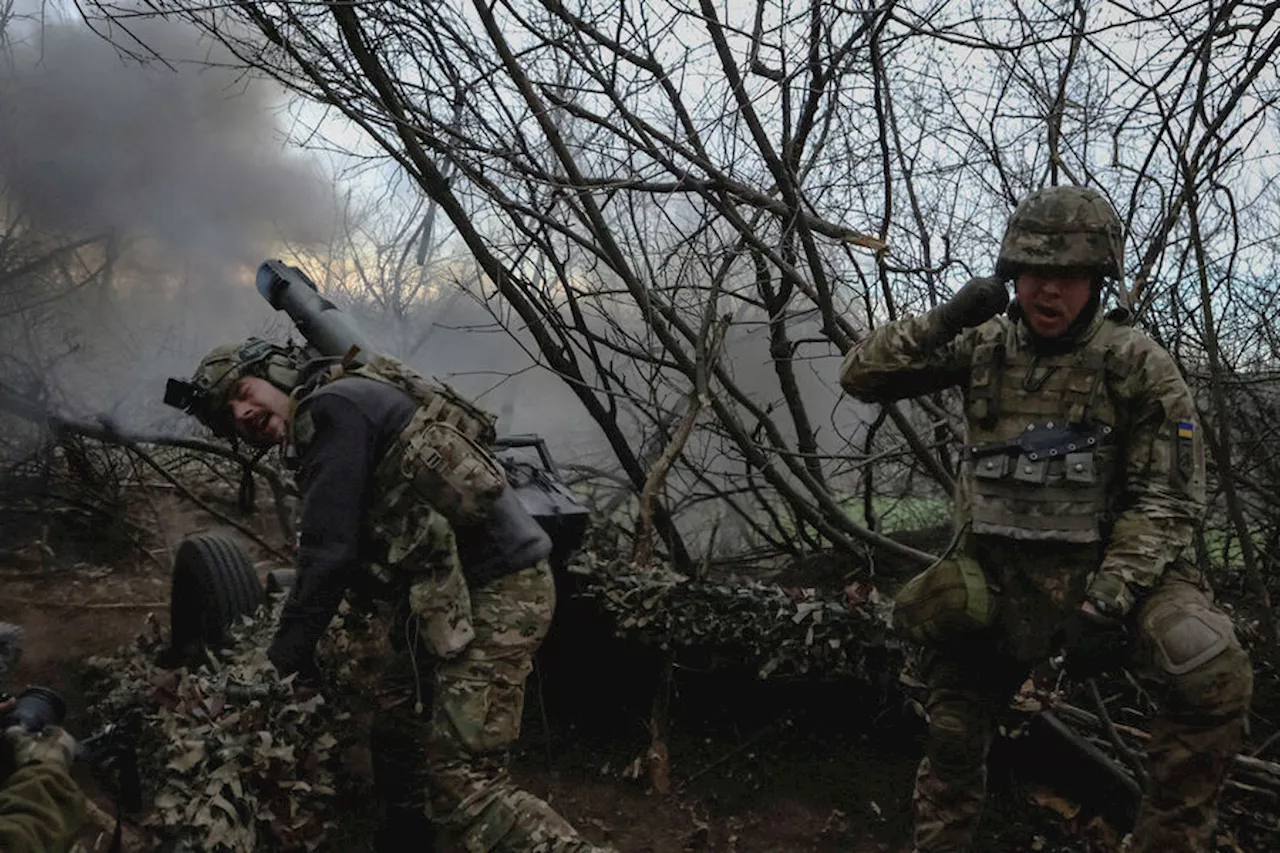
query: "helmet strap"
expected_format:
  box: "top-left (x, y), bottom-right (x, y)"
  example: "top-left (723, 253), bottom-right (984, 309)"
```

top-left (236, 445), bottom-right (273, 514)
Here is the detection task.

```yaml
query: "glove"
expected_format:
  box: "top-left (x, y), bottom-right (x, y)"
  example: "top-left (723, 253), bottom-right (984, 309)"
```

top-left (266, 625), bottom-right (321, 684)
top-left (936, 276), bottom-right (1010, 333)
top-left (1060, 606), bottom-right (1130, 678)
top-left (4, 725), bottom-right (76, 772)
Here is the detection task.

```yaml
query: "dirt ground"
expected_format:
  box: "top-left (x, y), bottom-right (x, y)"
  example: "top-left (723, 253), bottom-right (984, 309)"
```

top-left (2, 519), bottom-right (1277, 852)
top-left (1, 546), bottom-right (917, 853)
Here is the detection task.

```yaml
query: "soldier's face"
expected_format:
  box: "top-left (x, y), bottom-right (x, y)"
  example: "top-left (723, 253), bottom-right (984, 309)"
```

top-left (1015, 270), bottom-right (1093, 338)
top-left (228, 377), bottom-right (290, 446)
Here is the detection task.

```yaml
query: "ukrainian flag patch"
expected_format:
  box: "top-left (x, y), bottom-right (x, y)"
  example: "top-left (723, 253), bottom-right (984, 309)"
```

top-left (1177, 421), bottom-right (1195, 439)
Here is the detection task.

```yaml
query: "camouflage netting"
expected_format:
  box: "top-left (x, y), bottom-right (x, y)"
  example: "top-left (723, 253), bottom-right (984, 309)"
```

top-left (569, 551), bottom-right (902, 681)
top-left (76, 545), bottom-right (906, 851)
top-left (83, 597), bottom-right (385, 852)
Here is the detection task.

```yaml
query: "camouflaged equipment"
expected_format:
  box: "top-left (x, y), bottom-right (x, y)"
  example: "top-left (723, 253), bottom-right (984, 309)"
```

top-left (893, 557), bottom-right (997, 645)
top-left (177, 338), bottom-right (302, 438)
top-left (996, 186), bottom-right (1124, 280)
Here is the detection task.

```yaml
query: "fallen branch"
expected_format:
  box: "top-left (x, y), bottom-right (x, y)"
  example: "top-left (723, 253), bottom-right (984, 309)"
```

top-left (123, 444), bottom-right (289, 561)
top-left (1087, 677), bottom-right (1150, 789)
top-left (4, 598), bottom-right (167, 610)
top-left (1053, 697), bottom-right (1280, 787)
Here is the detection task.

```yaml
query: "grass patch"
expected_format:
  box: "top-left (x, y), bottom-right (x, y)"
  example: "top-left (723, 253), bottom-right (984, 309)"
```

top-left (1202, 524), bottom-right (1269, 570)
top-left (840, 495), bottom-right (951, 534)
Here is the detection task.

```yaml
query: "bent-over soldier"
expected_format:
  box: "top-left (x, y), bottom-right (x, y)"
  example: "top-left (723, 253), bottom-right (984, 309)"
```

top-left (168, 340), bottom-right (611, 853)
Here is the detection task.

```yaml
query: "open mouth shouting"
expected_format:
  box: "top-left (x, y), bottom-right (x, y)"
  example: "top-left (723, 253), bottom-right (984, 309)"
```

top-left (1015, 270), bottom-right (1093, 339)
top-left (228, 376), bottom-right (291, 446)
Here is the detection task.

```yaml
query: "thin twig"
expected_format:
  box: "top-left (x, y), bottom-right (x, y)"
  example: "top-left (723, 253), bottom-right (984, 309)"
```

top-left (124, 445), bottom-right (289, 561)
top-left (1086, 677), bottom-right (1150, 789)
top-left (676, 709), bottom-right (804, 791)
top-left (1055, 695), bottom-right (1280, 785)
top-left (82, 797), bottom-right (146, 853)
top-left (1250, 727), bottom-right (1280, 759)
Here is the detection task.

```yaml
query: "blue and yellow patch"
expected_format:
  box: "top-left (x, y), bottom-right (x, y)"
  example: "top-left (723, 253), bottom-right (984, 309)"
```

top-left (1177, 421), bottom-right (1195, 439)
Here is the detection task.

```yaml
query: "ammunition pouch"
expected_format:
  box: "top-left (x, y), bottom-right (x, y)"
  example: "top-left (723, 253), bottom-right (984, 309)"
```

top-left (892, 556), bottom-right (998, 645)
top-left (964, 421), bottom-right (1116, 542)
top-left (382, 410), bottom-right (507, 528)
top-left (408, 561), bottom-right (476, 660)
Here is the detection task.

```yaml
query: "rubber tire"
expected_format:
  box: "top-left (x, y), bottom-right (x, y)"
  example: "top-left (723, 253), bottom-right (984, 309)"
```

top-left (169, 533), bottom-right (265, 650)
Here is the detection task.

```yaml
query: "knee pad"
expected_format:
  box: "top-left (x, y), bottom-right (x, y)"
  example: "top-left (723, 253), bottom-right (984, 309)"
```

top-left (1169, 643), bottom-right (1253, 719)
top-left (1143, 598), bottom-right (1252, 716)
top-left (1143, 597), bottom-right (1236, 676)
top-left (926, 702), bottom-right (990, 771)
top-left (465, 796), bottom-right (521, 852)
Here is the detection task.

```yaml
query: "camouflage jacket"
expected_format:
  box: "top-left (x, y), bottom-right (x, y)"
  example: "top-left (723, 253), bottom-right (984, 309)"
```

top-left (0, 763), bottom-right (85, 853)
top-left (840, 305), bottom-right (1206, 616)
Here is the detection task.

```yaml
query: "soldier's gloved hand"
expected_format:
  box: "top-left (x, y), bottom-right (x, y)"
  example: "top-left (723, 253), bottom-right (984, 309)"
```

top-left (936, 276), bottom-right (1010, 333)
top-left (4, 724), bottom-right (77, 772)
top-left (1061, 605), bottom-right (1130, 678)
top-left (267, 627), bottom-right (321, 685)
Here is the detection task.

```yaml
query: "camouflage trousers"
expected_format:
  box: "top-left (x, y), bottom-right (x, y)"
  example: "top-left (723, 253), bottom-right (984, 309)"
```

top-left (912, 575), bottom-right (1253, 853)
top-left (372, 562), bottom-right (609, 853)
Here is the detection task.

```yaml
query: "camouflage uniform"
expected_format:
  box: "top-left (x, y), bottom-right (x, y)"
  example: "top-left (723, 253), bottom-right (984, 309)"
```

top-left (373, 562), bottom-right (598, 852)
top-left (0, 729), bottom-right (85, 853)
top-left (171, 347), bottom-right (609, 853)
top-left (840, 187), bottom-right (1253, 852)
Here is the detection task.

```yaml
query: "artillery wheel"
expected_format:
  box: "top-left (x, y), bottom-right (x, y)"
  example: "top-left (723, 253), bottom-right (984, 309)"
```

top-left (169, 533), bottom-right (264, 650)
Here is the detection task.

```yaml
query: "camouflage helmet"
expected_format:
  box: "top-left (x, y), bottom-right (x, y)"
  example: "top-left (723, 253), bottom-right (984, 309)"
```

top-left (164, 338), bottom-right (302, 438)
top-left (996, 186), bottom-right (1124, 281)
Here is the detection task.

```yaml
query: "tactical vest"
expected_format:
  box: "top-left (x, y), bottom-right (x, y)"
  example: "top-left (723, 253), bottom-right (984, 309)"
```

top-left (286, 354), bottom-right (507, 659)
top-left (962, 314), bottom-right (1130, 543)
top-left (293, 353), bottom-right (507, 530)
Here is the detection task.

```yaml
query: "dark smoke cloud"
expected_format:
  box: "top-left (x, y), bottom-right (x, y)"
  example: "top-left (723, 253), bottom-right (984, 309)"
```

top-left (0, 16), bottom-right (337, 429)
top-left (0, 18), bottom-right (332, 265)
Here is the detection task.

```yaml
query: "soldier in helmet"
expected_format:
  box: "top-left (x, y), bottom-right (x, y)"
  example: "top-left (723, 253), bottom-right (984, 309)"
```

top-left (167, 338), bottom-right (612, 853)
top-left (840, 186), bottom-right (1253, 852)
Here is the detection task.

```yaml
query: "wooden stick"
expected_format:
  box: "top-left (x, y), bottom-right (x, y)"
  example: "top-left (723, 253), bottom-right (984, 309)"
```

top-left (124, 444), bottom-right (289, 561)
top-left (1053, 697), bottom-right (1280, 784)
top-left (1087, 677), bottom-right (1150, 789)
top-left (82, 797), bottom-right (146, 853)
top-left (634, 317), bottom-right (728, 566)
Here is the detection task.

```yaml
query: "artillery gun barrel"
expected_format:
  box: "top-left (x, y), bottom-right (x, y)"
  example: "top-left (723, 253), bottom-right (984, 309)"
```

top-left (255, 259), bottom-right (381, 360)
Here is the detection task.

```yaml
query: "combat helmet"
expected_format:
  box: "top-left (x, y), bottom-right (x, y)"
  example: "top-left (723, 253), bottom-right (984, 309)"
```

top-left (164, 338), bottom-right (302, 438)
top-left (996, 186), bottom-right (1124, 281)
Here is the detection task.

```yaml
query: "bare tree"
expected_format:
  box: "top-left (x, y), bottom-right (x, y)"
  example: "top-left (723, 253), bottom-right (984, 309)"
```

top-left (78, 1), bottom-right (1280, 592)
